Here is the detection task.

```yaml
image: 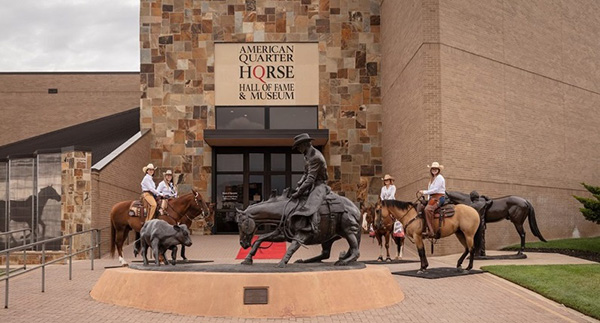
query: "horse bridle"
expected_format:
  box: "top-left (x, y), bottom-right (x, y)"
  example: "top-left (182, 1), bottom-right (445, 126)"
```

top-left (163, 192), bottom-right (211, 225)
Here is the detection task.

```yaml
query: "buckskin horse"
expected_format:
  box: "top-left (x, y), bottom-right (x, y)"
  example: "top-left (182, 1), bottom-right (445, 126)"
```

top-left (446, 191), bottom-right (546, 254)
top-left (380, 198), bottom-right (482, 273)
top-left (236, 188), bottom-right (362, 268)
top-left (109, 190), bottom-right (213, 266)
top-left (362, 202), bottom-right (404, 261)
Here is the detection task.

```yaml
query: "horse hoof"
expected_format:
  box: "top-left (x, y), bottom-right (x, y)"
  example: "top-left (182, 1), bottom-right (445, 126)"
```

top-left (456, 267), bottom-right (464, 273)
top-left (377, 257), bottom-right (384, 262)
top-left (241, 259), bottom-right (253, 265)
top-left (182, 258), bottom-right (189, 263)
top-left (385, 257), bottom-right (392, 262)
top-left (295, 259), bottom-right (305, 263)
top-left (276, 262), bottom-right (286, 268)
top-left (417, 270), bottom-right (425, 274)
top-left (334, 260), bottom-right (348, 266)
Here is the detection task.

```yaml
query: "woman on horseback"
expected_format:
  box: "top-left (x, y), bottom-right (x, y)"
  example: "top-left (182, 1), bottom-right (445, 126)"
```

top-left (157, 169), bottom-right (178, 215)
top-left (141, 163), bottom-right (161, 220)
top-left (380, 174), bottom-right (396, 200)
top-left (419, 162), bottom-right (446, 238)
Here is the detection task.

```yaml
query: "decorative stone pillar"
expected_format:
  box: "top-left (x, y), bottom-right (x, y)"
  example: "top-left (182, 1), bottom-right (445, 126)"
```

top-left (61, 147), bottom-right (92, 259)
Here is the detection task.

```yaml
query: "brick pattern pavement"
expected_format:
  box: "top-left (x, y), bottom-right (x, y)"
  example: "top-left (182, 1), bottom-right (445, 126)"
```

top-left (1, 234), bottom-right (597, 322)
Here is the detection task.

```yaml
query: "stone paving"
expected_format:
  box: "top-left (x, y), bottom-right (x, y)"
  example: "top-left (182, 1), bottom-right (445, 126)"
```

top-left (1, 234), bottom-right (598, 322)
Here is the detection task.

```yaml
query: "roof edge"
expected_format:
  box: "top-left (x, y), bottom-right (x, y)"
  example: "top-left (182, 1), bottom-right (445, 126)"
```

top-left (91, 129), bottom-right (150, 171)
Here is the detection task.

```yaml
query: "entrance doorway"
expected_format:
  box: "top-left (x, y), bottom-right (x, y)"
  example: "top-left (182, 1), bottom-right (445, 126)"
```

top-left (213, 147), bottom-right (306, 234)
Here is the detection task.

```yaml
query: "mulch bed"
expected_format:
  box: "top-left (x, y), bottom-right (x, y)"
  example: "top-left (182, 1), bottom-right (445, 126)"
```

top-left (506, 248), bottom-right (600, 263)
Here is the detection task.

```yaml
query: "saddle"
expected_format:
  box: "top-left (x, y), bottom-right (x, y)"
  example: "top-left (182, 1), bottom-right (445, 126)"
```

top-left (317, 192), bottom-right (346, 215)
top-left (434, 204), bottom-right (455, 218)
top-left (128, 195), bottom-right (158, 222)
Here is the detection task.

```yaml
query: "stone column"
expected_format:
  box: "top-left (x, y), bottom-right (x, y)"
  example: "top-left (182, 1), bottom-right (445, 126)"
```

top-left (61, 147), bottom-right (92, 259)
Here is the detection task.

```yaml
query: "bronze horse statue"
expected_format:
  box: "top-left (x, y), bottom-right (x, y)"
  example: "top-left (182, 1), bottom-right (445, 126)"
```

top-left (109, 190), bottom-right (213, 266)
top-left (362, 202), bottom-right (404, 261)
top-left (236, 188), bottom-right (362, 268)
top-left (381, 198), bottom-right (482, 273)
top-left (446, 191), bottom-right (546, 255)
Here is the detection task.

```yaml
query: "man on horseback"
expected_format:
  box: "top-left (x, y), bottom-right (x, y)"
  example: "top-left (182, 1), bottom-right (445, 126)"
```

top-left (289, 133), bottom-right (328, 233)
top-left (419, 162), bottom-right (446, 239)
top-left (141, 163), bottom-right (162, 220)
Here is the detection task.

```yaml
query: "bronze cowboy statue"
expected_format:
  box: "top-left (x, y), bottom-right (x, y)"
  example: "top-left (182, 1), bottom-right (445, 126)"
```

top-left (289, 133), bottom-right (329, 233)
top-left (235, 133), bottom-right (362, 267)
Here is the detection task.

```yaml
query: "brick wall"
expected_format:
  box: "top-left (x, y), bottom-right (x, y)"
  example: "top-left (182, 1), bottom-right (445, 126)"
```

top-left (0, 72), bottom-right (140, 146)
top-left (92, 131), bottom-right (152, 256)
top-left (383, 0), bottom-right (600, 255)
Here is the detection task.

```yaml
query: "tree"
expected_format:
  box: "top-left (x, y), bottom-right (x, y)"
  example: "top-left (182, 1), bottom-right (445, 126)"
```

top-left (573, 183), bottom-right (600, 224)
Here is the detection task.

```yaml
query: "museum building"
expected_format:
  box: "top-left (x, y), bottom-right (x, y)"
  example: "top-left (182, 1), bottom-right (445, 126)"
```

top-left (1, 0), bottom-right (599, 256)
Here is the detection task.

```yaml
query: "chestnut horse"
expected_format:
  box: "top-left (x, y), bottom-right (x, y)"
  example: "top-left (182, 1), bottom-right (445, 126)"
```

top-left (380, 199), bottom-right (482, 273)
top-left (362, 202), bottom-right (404, 261)
top-left (110, 190), bottom-right (213, 266)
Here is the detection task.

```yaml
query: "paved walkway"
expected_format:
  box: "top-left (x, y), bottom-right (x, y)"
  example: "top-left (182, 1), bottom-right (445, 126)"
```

top-left (1, 234), bottom-right (598, 322)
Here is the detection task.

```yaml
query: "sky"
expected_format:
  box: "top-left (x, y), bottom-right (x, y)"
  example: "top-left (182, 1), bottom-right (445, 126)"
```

top-left (0, 0), bottom-right (140, 72)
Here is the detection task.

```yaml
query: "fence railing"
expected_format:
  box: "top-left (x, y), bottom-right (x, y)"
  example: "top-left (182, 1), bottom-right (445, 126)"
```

top-left (1, 226), bottom-right (110, 308)
top-left (0, 228), bottom-right (32, 252)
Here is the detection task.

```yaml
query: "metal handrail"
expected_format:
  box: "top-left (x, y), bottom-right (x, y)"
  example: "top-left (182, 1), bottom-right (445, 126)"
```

top-left (1, 226), bottom-right (110, 308)
top-left (0, 228), bottom-right (32, 251)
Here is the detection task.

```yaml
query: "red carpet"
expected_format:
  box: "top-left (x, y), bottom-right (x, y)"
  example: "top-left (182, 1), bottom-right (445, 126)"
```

top-left (235, 236), bottom-right (287, 259)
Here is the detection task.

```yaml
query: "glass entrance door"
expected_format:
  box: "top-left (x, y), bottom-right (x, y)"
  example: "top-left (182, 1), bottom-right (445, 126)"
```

top-left (213, 147), bottom-right (305, 234)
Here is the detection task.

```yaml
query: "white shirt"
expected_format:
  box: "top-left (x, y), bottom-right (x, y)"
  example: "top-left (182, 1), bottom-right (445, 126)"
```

top-left (141, 174), bottom-right (160, 195)
top-left (423, 174), bottom-right (446, 196)
top-left (380, 185), bottom-right (396, 200)
top-left (157, 181), bottom-right (177, 198)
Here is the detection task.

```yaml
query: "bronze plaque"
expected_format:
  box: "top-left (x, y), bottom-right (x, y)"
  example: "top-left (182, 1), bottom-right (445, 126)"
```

top-left (243, 287), bottom-right (269, 305)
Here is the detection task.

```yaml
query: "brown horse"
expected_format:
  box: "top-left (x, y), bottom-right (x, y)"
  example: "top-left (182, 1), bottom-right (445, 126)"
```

top-left (361, 202), bottom-right (404, 261)
top-left (380, 199), bottom-right (482, 273)
top-left (110, 190), bottom-right (214, 266)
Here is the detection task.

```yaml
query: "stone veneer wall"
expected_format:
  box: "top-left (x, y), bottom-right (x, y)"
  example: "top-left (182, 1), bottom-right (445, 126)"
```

top-left (382, 0), bottom-right (600, 255)
top-left (140, 0), bottom-right (383, 205)
top-left (61, 149), bottom-right (93, 259)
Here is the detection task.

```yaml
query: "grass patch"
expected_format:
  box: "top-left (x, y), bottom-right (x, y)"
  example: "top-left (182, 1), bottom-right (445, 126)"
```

top-left (483, 264), bottom-right (600, 319)
top-left (503, 236), bottom-right (600, 253)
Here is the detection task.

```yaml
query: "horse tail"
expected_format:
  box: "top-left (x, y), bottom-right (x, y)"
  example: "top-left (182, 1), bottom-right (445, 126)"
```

top-left (525, 200), bottom-right (547, 242)
top-left (110, 215), bottom-right (116, 257)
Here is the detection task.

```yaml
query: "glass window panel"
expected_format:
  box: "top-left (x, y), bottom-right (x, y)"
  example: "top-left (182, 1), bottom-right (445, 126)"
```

top-left (216, 107), bottom-right (265, 129)
top-left (249, 175), bottom-right (264, 205)
top-left (37, 154), bottom-right (62, 249)
top-left (271, 153), bottom-right (286, 171)
top-left (249, 153), bottom-right (264, 172)
top-left (291, 174), bottom-right (304, 191)
top-left (215, 174), bottom-right (244, 210)
top-left (269, 107), bottom-right (317, 129)
top-left (292, 153), bottom-right (305, 172)
top-left (271, 175), bottom-right (286, 196)
top-left (8, 158), bottom-right (35, 247)
top-left (216, 154), bottom-right (243, 172)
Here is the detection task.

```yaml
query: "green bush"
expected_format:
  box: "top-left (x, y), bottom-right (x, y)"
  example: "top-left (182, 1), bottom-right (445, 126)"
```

top-left (573, 183), bottom-right (600, 224)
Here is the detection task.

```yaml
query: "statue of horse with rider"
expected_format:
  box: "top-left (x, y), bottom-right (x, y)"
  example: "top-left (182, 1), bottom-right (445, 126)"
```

top-left (236, 133), bottom-right (362, 268)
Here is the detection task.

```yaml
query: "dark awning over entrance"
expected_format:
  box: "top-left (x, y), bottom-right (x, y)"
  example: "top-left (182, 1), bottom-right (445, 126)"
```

top-left (204, 129), bottom-right (329, 147)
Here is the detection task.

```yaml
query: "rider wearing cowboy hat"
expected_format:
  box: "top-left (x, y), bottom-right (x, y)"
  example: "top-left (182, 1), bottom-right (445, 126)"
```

top-left (141, 163), bottom-right (162, 220)
top-left (380, 174), bottom-right (396, 200)
top-left (157, 169), bottom-right (178, 216)
top-left (290, 133), bottom-right (329, 233)
top-left (419, 162), bottom-right (446, 238)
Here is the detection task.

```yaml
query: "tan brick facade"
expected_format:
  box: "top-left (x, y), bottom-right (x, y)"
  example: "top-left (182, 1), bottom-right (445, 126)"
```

top-left (382, 0), bottom-right (600, 254)
top-left (0, 72), bottom-right (140, 146)
top-left (139, 0), bottom-right (383, 203)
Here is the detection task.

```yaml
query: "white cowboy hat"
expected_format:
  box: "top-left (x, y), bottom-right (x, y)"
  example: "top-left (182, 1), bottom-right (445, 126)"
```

top-left (381, 174), bottom-right (395, 181)
top-left (143, 163), bottom-right (155, 173)
top-left (164, 169), bottom-right (173, 175)
top-left (427, 162), bottom-right (444, 170)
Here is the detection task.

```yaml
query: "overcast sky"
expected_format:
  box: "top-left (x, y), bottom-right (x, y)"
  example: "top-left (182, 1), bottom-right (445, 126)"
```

top-left (0, 0), bottom-right (140, 72)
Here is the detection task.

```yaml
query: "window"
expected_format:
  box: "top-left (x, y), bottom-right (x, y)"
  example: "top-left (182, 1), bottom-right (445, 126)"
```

top-left (216, 106), bottom-right (318, 129)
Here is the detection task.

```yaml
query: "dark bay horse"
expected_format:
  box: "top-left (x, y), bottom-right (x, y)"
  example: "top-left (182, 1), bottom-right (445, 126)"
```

top-left (110, 190), bottom-right (213, 266)
top-left (381, 199), bottom-right (482, 273)
top-left (236, 189), bottom-right (362, 268)
top-left (362, 202), bottom-right (404, 261)
top-left (446, 191), bottom-right (546, 254)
